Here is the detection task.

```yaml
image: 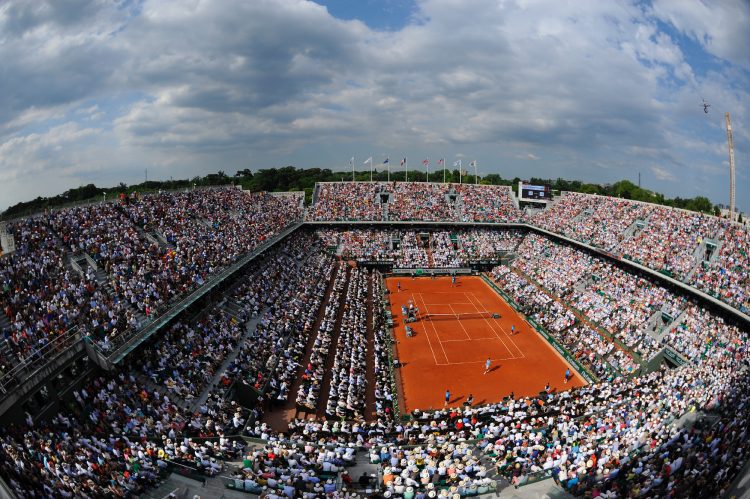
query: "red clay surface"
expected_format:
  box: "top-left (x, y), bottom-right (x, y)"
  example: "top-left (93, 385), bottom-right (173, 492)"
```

top-left (386, 276), bottom-right (586, 412)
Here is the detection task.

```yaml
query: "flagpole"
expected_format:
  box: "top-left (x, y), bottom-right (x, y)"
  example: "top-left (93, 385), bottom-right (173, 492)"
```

top-left (459, 160), bottom-right (462, 184)
top-left (427, 157), bottom-right (430, 183)
top-left (405, 157), bottom-right (408, 182)
top-left (443, 158), bottom-right (446, 183)
top-left (474, 160), bottom-right (478, 184)
top-left (352, 156), bottom-right (355, 182)
top-left (370, 154), bottom-right (373, 182)
top-left (387, 160), bottom-right (390, 182)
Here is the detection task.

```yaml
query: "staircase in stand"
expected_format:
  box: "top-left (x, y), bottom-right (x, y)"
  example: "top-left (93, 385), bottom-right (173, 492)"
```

top-left (426, 234), bottom-right (435, 267)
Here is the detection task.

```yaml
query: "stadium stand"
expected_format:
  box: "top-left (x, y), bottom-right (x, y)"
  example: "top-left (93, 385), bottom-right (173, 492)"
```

top-left (0, 180), bottom-right (749, 499)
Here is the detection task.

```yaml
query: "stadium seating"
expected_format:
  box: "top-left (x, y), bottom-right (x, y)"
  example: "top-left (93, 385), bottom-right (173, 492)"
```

top-left (0, 188), bottom-right (301, 403)
top-left (0, 182), bottom-right (749, 499)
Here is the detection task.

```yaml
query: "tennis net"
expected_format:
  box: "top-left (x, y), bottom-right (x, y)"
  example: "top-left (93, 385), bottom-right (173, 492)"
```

top-left (422, 311), bottom-right (500, 321)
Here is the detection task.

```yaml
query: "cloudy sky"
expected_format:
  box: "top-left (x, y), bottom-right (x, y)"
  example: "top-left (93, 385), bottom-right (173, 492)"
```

top-left (1, 0), bottom-right (748, 211)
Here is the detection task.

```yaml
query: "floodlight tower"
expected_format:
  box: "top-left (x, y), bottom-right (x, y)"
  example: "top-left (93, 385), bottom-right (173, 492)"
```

top-left (725, 112), bottom-right (736, 220)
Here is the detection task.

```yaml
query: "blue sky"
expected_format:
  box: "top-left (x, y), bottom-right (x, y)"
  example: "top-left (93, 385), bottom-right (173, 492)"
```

top-left (312, 0), bottom-right (416, 31)
top-left (0, 0), bottom-right (748, 212)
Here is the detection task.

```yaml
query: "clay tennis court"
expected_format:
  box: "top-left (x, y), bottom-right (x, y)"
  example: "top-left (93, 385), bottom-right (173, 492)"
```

top-left (385, 275), bottom-right (586, 412)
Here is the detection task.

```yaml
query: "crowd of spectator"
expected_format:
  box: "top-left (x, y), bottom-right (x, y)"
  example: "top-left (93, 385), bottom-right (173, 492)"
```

top-left (0, 188), bottom-right (301, 391)
top-left (297, 262), bottom-right (348, 411)
top-left (389, 183), bottom-right (456, 222)
top-left (455, 229), bottom-right (524, 261)
top-left (0, 217), bottom-right (124, 374)
top-left (618, 206), bottom-right (723, 280)
top-left (307, 183), bottom-right (385, 221)
top-left (2, 183), bottom-right (750, 498)
top-left (315, 228), bottom-right (524, 268)
top-left (507, 234), bottom-right (688, 360)
top-left (691, 224), bottom-right (750, 312)
top-left (431, 232), bottom-right (462, 268)
top-left (139, 310), bottom-right (244, 405)
top-left (378, 440), bottom-right (496, 497)
top-left (490, 265), bottom-right (633, 380)
top-left (371, 272), bottom-right (397, 420)
top-left (263, 251), bottom-right (335, 407)
top-left (326, 268), bottom-right (369, 419)
top-left (308, 182), bottom-right (521, 224)
top-left (457, 184), bottom-right (522, 223)
top-left (533, 192), bottom-right (651, 250)
top-left (395, 233), bottom-right (430, 268)
top-left (532, 191), bottom-right (749, 313)
top-left (226, 439), bottom-right (359, 497)
top-left (0, 365), bottom-right (247, 497)
top-left (0, 231), bottom-right (347, 498)
top-left (308, 182), bottom-right (750, 314)
top-left (316, 229), bottom-right (397, 262)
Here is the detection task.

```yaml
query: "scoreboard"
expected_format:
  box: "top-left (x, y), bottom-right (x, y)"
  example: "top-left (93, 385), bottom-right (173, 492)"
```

top-left (521, 183), bottom-right (552, 200)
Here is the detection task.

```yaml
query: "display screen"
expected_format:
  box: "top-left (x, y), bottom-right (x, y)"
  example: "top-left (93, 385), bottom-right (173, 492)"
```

top-left (521, 184), bottom-right (551, 200)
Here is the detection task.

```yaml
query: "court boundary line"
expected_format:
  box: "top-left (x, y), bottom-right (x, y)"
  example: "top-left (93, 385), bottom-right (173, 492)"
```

top-left (408, 292), bottom-right (440, 365)
top-left (464, 291), bottom-right (525, 359)
top-left (401, 284), bottom-right (555, 367)
top-left (414, 292), bottom-right (451, 364)
top-left (462, 291), bottom-right (519, 359)
top-left (447, 303), bottom-right (471, 340)
top-left (415, 292), bottom-right (520, 365)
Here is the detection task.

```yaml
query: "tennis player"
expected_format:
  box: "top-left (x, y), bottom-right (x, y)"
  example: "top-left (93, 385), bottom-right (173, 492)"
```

top-left (483, 357), bottom-right (491, 375)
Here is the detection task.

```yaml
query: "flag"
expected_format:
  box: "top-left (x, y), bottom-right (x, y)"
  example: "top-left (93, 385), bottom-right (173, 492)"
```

top-left (400, 158), bottom-right (406, 166)
top-left (470, 160), bottom-right (476, 167)
top-left (438, 158), bottom-right (444, 166)
top-left (349, 157), bottom-right (354, 166)
top-left (422, 159), bottom-right (429, 167)
top-left (453, 160), bottom-right (461, 167)
top-left (383, 157), bottom-right (389, 164)
top-left (363, 157), bottom-right (372, 165)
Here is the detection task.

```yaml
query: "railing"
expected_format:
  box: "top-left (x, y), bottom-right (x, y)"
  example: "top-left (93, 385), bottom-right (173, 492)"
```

top-left (0, 475), bottom-right (17, 499)
top-left (0, 327), bottom-right (83, 396)
top-left (94, 221), bottom-right (303, 365)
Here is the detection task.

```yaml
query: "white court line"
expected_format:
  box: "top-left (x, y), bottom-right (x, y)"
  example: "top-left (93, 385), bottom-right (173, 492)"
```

top-left (423, 302), bottom-right (474, 306)
top-left (474, 287), bottom-right (527, 358)
top-left (448, 303), bottom-right (471, 340)
top-left (463, 291), bottom-right (522, 359)
top-left (407, 293), bottom-right (439, 365)
top-left (470, 290), bottom-right (525, 358)
top-left (416, 293), bottom-right (451, 364)
top-left (440, 357), bottom-right (517, 365)
top-left (442, 337), bottom-right (499, 342)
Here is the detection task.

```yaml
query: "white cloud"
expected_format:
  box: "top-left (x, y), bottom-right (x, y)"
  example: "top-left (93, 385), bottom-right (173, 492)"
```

top-left (0, 0), bottom-right (748, 211)
top-left (650, 164), bottom-right (677, 181)
top-left (650, 0), bottom-right (750, 68)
